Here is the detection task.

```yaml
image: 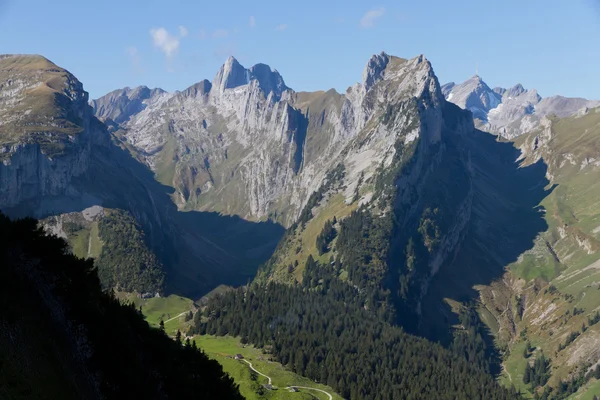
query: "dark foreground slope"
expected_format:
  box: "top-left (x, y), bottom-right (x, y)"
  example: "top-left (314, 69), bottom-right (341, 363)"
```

top-left (0, 213), bottom-right (242, 400)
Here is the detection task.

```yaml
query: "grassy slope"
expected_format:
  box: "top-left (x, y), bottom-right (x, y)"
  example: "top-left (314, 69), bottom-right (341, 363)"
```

top-left (268, 193), bottom-right (357, 283)
top-left (117, 293), bottom-right (195, 335)
top-left (194, 335), bottom-right (342, 400)
top-left (495, 109), bottom-right (600, 396)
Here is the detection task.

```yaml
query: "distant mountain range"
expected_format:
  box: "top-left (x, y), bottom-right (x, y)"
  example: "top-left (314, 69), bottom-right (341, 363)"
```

top-left (442, 75), bottom-right (599, 138)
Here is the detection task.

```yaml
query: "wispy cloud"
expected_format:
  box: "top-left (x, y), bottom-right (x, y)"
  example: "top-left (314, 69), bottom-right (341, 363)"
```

top-left (212, 29), bottom-right (229, 38)
top-left (179, 25), bottom-right (189, 37)
top-left (360, 7), bottom-right (385, 28)
top-left (275, 23), bottom-right (288, 31)
top-left (249, 16), bottom-right (256, 28)
top-left (125, 46), bottom-right (143, 73)
top-left (150, 27), bottom-right (180, 58)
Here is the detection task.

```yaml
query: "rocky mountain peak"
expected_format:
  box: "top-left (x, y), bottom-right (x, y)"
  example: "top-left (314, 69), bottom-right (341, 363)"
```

top-left (442, 75), bottom-right (500, 120)
top-left (212, 56), bottom-right (288, 99)
top-left (0, 54), bottom-right (90, 140)
top-left (506, 83), bottom-right (526, 98)
top-left (247, 63), bottom-right (287, 100)
top-left (182, 79), bottom-right (212, 98)
top-left (362, 51), bottom-right (390, 92)
top-left (212, 56), bottom-right (248, 92)
top-left (90, 85), bottom-right (168, 124)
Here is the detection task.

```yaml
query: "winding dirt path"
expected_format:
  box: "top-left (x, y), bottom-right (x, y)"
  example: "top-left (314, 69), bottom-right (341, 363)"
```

top-left (239, 358), bottom-right (333, 399)
top-left (241, 359), bottom-right (272, 385)
top-left (287, 386), bottom-right (333, 400)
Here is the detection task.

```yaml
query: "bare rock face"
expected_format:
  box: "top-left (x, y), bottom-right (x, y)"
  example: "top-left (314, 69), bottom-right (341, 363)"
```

top-left (443, 76), bottom-right (599, 138)
top-left (90, 85), bottom-right (167, 125)
top-left (97, 53), bottom-right (446, 226)
top-left (0, 55), bottom-right (105, 209)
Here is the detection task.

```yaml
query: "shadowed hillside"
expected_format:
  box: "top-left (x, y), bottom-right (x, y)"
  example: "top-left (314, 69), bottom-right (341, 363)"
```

top-left (3, 131), bottom-right (284, 298)
top-left (0, 213), bottom-right (243, 400)
top-left (419, 129), bottom-right (552, 343)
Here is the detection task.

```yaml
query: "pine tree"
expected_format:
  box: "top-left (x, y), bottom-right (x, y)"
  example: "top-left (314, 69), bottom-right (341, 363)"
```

top-left (523, 363), bottom-right (532, 384)
top-left (159, 319), bottom-right (165, 332)
top-left (176, 330), bottom-right (182, 345)
top-left (184, 310), bottom-right (193, 322)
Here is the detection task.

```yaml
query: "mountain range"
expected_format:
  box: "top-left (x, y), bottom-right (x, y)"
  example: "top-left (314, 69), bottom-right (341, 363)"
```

top-left (2, 50), bottom-right (600, 398)
top-left (442, 75), bottom-right (599, 138)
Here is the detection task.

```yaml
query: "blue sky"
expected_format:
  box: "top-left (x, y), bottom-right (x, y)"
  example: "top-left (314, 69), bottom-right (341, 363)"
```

top-left (0, 0), bottom-right (599, 100)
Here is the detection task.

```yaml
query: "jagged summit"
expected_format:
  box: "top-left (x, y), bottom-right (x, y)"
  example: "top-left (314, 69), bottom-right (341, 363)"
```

top-left (212, 56), bottom-right (288, 99)
top-left (362, 51), bottom-right (390, 91)
top-left (440, 75), bottom-right (500, 120)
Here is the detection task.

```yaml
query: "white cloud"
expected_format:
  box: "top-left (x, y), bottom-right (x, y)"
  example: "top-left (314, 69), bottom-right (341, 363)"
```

top-left (249, 16), bottom-right (256, 28)
top-left (212, 29), bottom-right (229, 38)
top-left (360, 7), bottom-right (385, 28)
top-left (179, 25), bottom-right (189, 37)
top-left (275, 24), bottom-right (287, 31)
top-left (150, 27), bottom-right (180, 58)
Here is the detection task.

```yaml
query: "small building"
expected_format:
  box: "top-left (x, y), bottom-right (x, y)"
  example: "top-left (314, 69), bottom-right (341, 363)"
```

top-left (289, 387), bottom-right (298, 392)
top-left (263, 384), bottom-right (274, 390)
top-left (234, 354), bottom-right (244, 360)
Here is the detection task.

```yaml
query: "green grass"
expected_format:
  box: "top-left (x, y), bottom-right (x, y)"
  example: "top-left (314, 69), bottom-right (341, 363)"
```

top-left (69, 228), bottom-right (90, 259)
top-left (499, 341), bottom-right (535, 399)
top-left (194, 335), bottom-right (342, 400)
top-left (154, 135), bottom-right (177, 186)
top-left (88, 222), bottom-right (102, 258)
top-left (569, 378), bottom-right (600, 399)
top-left (143, 294), bottom-right (193, 328)
top-left (116, 293), bottom-right (195, 335)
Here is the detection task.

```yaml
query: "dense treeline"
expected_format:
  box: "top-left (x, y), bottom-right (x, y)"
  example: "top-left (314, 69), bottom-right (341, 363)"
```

top-left (452, 305), bottom-right (500, 375)
top-left (530, 365), bottom-right (600, 400)
top-left (523, 353), bottom-right (550, 388)
top-left (96, 209), bottom-right (164, 293)
top-left (0, 213), bottom-right (242, 400)
top-left (192, 259), bottom-right (519, 400)
top-left (315, 218), bottom-right (336, 255)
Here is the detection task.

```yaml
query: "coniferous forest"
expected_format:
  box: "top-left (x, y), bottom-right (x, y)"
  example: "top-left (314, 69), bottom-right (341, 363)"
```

top-left (191, 258), bottom-right (521, 400)
top-left (0, 213), bottom-right (242, 400)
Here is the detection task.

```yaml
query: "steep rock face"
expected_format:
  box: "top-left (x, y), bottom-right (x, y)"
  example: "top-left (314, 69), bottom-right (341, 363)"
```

top-left (443, 76), bottom-right (599, 138)
top-left (0, 55), bottom-right (105, 209)
top-left (96, 53), bottom-right (445, 226)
